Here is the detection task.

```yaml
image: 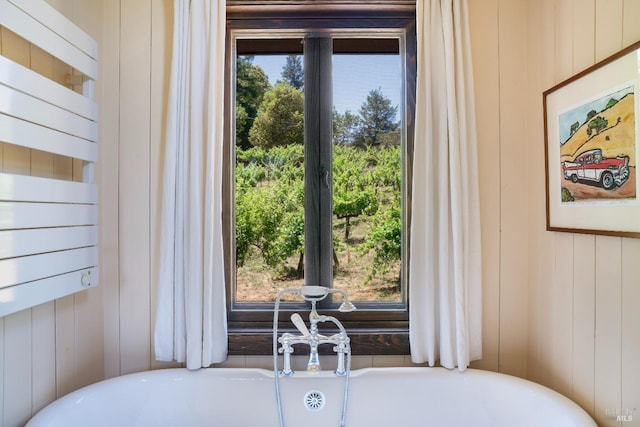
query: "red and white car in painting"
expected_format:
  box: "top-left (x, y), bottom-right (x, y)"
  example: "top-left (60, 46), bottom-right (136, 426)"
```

top-left (562, 148), bottom-right (630, 190)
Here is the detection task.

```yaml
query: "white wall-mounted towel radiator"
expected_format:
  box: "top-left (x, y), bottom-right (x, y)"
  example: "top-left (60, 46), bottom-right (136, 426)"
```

top-left (0, 0), bottom-right (99, 316)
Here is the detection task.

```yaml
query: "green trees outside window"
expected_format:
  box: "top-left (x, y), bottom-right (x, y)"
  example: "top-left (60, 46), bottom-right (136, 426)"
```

top-left (235, 47), bottom-right (403, 302)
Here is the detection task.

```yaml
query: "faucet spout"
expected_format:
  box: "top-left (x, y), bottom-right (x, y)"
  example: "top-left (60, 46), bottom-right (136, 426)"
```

top-left (306, 300), bottom-right (322, 371)
top-left (312, 314), bottom-right (350, 375)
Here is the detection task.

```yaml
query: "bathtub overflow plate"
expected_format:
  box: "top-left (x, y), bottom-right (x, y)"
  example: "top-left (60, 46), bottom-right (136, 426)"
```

top-left (303, 390), bottom-right (325, 412)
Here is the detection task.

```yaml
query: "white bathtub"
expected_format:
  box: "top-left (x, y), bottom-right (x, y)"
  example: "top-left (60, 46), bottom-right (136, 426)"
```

top-left (26, 367), bottom-right (596, 427)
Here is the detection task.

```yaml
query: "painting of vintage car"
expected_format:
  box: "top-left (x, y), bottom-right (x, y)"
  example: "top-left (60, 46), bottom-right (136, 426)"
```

top-left (544, 42), bottom-right (640, 236)
top-left (558, 85), bottom-right (636, 202)
top-left (562, 148), bottom-right (630, 190)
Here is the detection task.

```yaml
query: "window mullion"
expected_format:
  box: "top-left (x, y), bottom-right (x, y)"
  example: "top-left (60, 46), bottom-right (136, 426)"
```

top-left (303, 36), bottom-right (333, 292)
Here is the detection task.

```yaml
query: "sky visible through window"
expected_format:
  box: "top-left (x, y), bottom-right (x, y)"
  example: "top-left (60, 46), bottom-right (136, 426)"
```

top-left (251, 54), bottom-right (402, 120)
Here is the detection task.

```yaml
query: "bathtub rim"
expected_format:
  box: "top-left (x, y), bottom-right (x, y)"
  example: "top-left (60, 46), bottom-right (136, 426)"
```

top-left (26, 366), bottom-right (597, 427)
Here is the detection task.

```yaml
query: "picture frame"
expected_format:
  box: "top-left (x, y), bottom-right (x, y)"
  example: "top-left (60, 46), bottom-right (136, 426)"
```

top-left (544, 40), bottom-right (640, 238)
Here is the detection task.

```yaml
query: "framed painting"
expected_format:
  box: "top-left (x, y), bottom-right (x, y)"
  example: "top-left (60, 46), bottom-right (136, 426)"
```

top-left (544, 40), bottom-right (640, 238)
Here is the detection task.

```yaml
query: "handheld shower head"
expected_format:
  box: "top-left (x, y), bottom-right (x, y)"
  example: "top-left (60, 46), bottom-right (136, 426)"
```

top-left (290, 286), bottom-right (357, 312)
top-left (299, 286), bottom-right (329, 301)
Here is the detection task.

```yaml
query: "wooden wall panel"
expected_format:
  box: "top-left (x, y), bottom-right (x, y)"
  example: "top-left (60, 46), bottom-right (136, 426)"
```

top-left (2, 311), bottom-right (32, 427)
top-left (31, 302), bottom-right (56, 414)
top-left (572, 0), bottom-right (595, 72)
top-left (549, 233), bottom-right (574, 396)
top-left (621, 238), bottom-right (640, 426)
top-left (101, 0), bottom-right (122, 380)
top-left (595, 0), bottom-right (623, 60)
top-left (622, 0), bottom-right (640, 45)
top-left (149, 0), bottom-right (179, 370)
top-left (54, 296), bottom-right (77, 398)
top-left (467, 0), bottom-right (500, 373)
top-left (541, 0), bottom-right (558, 387)
top-left (74, 288), bottom-right (105, 388)
top-left (571, 234), bottom-right (595, 415)
top-left (554, 0), bottom-right (573, 82)
top-left (525, 0), bottom-right (555, 386)
top-left (526, 1), bottom-right (640, 425)
top-left (544, 0), bottom-right (576, 396)
top-left (118, 0), bottom-right (152, 375)
top-left (496, 0), bottom-right (529, 378)
top-left (594, 237), bottom-right (622, 427)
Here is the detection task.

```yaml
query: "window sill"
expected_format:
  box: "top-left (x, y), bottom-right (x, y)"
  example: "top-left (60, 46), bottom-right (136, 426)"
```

top-left (228, 327), bottom-right (410, 356)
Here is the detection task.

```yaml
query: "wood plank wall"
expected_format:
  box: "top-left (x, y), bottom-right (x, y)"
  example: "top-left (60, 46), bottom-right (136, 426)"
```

top-left (2, 1), bottom-right (639, 427)
top-left (467, 0), bottom-right (530, 377)
top-left (522, 1), bottom-right (640, 426)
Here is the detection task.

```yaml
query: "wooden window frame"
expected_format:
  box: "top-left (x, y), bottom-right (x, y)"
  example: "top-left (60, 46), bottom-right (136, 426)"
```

top-left (223, 1), bottom-right (416, 355)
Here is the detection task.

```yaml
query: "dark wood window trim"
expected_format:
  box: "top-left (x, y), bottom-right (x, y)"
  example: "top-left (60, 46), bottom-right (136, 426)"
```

top-left (223, 1), bottom-right (416, 355)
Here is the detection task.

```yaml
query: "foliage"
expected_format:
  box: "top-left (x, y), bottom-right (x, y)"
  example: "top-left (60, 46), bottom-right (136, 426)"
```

top-left (586, 115), bottom-right (608, 137)
top-left (236, 181), bottom-right (305, 270)
top-left (333, 108), bottom-right (361, 145)
top-left (605, 98), bottom-right (619, 109)
top-left (236, 144), bottom-right (402, 282)
top-left (280, 55), bottom-right (304, 91)
top-left (237, 145), bottom-right (304, 182)
top-left (359, 195), bottom-right (402, 281)
top-left (356, 146), bottom-right (402, 279)
top-left (354, 88), bottom-right (399, 147)
top-left (561, 187), bottom-right (574, 203)
top-left (236, 56), bottom-right (271, 150)
top-left (235, 61), bottom-right (402, 285)
top-left (569, 120), bottom-right (580, 137)
top-left (249, 82), bottom-right (304, 148)
top-left (333, 145), bottom-right (380, 240)
top-left (236, 147), bottom-right (305, 270)
top-left (375, 128), bottom-right (401, 147)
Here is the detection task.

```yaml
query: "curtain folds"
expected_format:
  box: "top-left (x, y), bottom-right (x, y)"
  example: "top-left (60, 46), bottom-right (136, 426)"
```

top-left (409, 0), bottom-right (482, 370)
top-left (154, 0), bottom-right (227, 369)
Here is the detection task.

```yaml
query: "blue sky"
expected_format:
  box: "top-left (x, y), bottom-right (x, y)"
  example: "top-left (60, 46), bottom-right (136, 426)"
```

top-left (250, 54), bottom-right (402, 120)
top-left (558, 85), bottom-right (634, 144)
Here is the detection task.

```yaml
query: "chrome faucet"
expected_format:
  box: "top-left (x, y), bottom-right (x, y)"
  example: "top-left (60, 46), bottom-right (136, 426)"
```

top-left (278, 302), bottom-right (351, 375)
top-left (275, 286), bottom-right (355, 376)
top-left (273, 286), bottom-right (356, 427)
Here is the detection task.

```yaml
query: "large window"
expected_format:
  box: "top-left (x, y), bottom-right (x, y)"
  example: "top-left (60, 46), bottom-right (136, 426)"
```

top-left (224, 3), bottom-right (416, 354)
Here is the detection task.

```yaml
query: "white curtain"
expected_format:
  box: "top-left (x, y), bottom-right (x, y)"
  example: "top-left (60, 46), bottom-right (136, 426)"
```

top-left (154, 0), bottom-right (227, 369)
top-left (409, 0), bottom-right (482, 370)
